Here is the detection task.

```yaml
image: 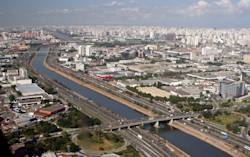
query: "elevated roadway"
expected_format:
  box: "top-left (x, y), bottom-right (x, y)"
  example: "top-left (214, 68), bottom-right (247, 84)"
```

top-left (46, 47), bottom-right (250, 156)
top-left (28, 52), bottom-right (180, 157)
top-left (101, 113), bottom-right (198, 131)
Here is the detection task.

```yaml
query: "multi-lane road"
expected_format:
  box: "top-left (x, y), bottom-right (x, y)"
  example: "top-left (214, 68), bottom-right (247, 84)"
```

top-left (46, 47), bottom-right (250, 154)
top-left (40, 32), bottom-right (250, 155)
top-left (28, 55), bottom-right (179, 157)
top-left (48, 51), bottom-right (176, 115)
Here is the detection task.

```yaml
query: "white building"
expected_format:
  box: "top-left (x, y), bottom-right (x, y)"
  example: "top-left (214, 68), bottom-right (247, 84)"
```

top-left (19, 68), bottom-right (28, 78)
top-left (1, 68), bottom-right (32, 85)
top-left (201, 46), bottom-right (222, 56)
top-left (15, 83), bottom-right (50, 107)
top-left (219, 80), bottom-right (246, 99)
top-left (101, 154), bottom-right (120, 157)
top-left (85, 45), bottom-right (93, 56)
top-left (75, 62), bottom-right (85, 71)
top-left (78, 45), bottom-right (85, 56)
top-left (149, 32), bottom-right (155, 39)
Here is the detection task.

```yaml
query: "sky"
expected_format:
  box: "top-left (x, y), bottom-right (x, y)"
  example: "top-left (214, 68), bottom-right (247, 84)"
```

top-left (0, 0), bottom-right (250, 28)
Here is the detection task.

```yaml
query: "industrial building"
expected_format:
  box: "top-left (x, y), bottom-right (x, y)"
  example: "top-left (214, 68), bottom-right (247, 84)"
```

top-left (35, 104), bottom-right (65, 117)
top-left (0, 67), bottom-right (32, 86)
top-left (219, 80), bottom-right (246, 99)
top-left (15, 83), bottom-right (50, 107)
top-left (243, 53), bottom-right (250, 64)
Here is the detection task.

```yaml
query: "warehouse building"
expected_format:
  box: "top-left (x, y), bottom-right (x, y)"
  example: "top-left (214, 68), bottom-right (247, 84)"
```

top-left (15, 83), bottom-right (50, 107)
top-left (35, 104), bottom-right (65, 117)
top-left (219, 80), bottom-right (246, 99)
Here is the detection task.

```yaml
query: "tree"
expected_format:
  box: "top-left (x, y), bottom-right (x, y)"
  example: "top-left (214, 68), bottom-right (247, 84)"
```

top-left (69, 143), bottom-right (79, 152)
top-left (22, 128), bottom-right (35, 137)
top-left (150, 97), bottom-right (153, 103)
top-left (57, 108), bottom-right (101, 128)
top-left (35, 121), bottom-right (60, 134)
top-left (226, 123), bottom-right (240, 134)
top-left (8, 95), bottom-right (15, 102)
top-left (61, 131), bottom-right (69, 138)
top-left (203, 111), bottom-right (213, 119)
top-left (11, 85), bottom-right (16, 90)
top-left (17, 91), bottom-right (22, 96)
top-left (169, 95), bottom-right (183, 104)
top-left (45, 86), bottom-right (57, 94)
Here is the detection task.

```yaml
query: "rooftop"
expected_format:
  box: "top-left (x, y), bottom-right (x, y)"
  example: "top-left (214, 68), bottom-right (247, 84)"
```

top-left (39, 104), bottom-right (65, 113)
top-left (16, 83), bottom-right (45, 96)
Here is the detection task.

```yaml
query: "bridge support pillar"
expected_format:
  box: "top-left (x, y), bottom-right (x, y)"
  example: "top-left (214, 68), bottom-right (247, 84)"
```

top-left (168, 119), bottom-right (173, 125)
top-left (154, 121), bottom-right (160, 128)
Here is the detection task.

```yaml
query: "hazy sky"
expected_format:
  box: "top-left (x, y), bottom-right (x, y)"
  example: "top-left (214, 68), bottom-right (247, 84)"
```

top-left (1, 0), bottom-right (250, 27)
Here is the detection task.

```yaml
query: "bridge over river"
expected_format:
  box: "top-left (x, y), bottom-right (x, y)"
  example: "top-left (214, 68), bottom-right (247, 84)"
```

top-left (90, 113), bottom-right (199, 132)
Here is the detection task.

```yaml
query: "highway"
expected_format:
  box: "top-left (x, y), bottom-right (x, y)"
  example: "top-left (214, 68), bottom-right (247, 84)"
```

top-left (44, 33), bottom-right (250, 155)
top-left (187, 119), bottom-right (250, 150)
top-left (28, 53), bottom-right (178, 157)
top-left (100, 113), bottom-right (197, 131)
top-left (46, 49), bottom-right (250, 154)
top-left (121, 129), bottom-right (174, 157)
top-left (48, 52), bottom-right (175, 115)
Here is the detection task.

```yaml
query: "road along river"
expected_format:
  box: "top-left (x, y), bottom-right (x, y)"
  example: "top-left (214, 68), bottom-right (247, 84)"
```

top-left (31, 46), bottom-right (231, 157)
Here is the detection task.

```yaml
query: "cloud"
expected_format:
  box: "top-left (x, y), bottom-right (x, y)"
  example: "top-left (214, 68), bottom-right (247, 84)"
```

top-left (105, 1), bottom-right (123, 7)
top-left (214, 0), bottom-right (239, 13)
top-left (4, 0), bottom-right (250, 27)
top-left (37, 8), bottom-right (71, 15)
top-left (186, 1), bottom-right (209, 16)
top-left (212, 0), bottom-right (250, 13)
top-left (175, 0), bottom-right (250, 17)
top-left (36, 0), bottom-right (250, 18)
top-left (238, 0), bottom-right (250, 8)
top-left (120, 7), bottom-right (139, 13)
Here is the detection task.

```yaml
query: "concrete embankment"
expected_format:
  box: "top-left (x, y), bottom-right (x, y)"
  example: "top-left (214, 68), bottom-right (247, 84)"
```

top-left (30, 51), bottom-right (243, 157)
top-left (165, 141), bottom-right (191, 157)
top-left (43, 53), bottom-right (245, 157)
top-left (31, 50), bottom-right (191, 157)
top-left (43, 54), bottom-right (157, 118)
top-left (170, 121), bottom-right (247, 157)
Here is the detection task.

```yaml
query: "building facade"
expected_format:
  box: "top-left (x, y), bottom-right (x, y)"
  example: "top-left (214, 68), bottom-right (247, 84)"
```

top-left (219, 80), bottom-right (246, 99)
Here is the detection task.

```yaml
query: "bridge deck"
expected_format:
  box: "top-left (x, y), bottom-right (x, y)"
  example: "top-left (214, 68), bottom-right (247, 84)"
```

top-left (99, 113), bottom-right (198, 131)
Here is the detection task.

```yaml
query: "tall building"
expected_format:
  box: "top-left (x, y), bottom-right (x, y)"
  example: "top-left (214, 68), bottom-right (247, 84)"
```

top-left (78, 45), bottom-right (85, 56)
top-left (85, 45), bottom-right (92, 56)
top-left (19, 68), bottom-right (28, 78)
top-left (75, 62), bottom-right (85, 71)
top-left (219, 80), bottom-right (246, 99)
top-left (243, 54), bottom-right (250, 64)
top-left (201, 46), bottom-right (222, 56)
top-left (137, 50), bottom-right (145, 58)
top-left (149, 32), bottom-right (155, 39)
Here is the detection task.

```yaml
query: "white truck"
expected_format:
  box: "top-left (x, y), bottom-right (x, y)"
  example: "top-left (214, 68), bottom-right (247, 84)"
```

top-left (137, 134), bottom-right (142, 139)
top-left (220, 131), bottom-right (229, 139)
top-left (244, 145), bottom-right (250, 151)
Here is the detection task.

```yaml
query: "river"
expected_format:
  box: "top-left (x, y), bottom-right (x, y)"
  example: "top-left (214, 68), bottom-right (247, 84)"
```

top-left (31, 47), bottom-right (231, 157)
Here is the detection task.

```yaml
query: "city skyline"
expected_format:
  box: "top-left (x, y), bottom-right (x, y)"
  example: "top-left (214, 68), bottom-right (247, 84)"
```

top-left (1, 0), bottom-right (250, 28)
top-left (1, 2), bottom-right (250, 156)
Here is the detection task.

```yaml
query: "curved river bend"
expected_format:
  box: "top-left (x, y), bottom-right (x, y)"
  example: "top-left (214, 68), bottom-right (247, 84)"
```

top-left (32, 47), bottom-right (230, 157)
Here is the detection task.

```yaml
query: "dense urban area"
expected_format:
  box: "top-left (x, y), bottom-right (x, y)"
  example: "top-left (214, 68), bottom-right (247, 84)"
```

top-left (0, 26), bottom-right (250, 157)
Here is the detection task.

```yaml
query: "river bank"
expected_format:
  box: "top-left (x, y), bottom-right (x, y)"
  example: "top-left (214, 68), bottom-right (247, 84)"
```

top-left (170, 121), bottom-right (247, 157)
top-left (43, 52), bottom-right (241, 157)
top-left (43, 53), bottom-right (157, 118)
top-left (31, 47), bottom-right (235, 157)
